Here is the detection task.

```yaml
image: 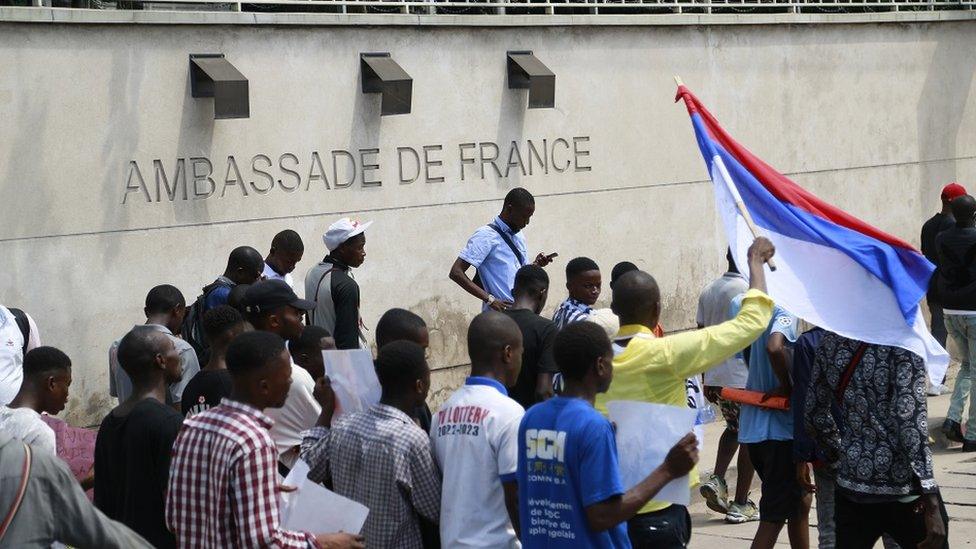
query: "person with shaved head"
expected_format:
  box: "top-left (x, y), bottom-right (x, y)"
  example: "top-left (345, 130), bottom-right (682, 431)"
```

top-left (204, 246), bottom-right (266, 313)
top-left (95, 326), bottom-right (185, 548)
top-left (430, 311), bottom-right (526, 548)
top-left (593, 238), bottom-right (777, 548)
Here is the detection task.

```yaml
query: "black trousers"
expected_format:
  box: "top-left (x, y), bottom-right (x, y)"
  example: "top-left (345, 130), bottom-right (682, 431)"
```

top-left (627, 504), bottom-right (691, 549)
top-left (835, 490), bottom-right (949, 549)
top-left (928, 300), bottom-right (949, 351)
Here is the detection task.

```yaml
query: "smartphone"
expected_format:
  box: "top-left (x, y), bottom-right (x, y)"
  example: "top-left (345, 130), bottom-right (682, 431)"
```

top-left (545, 252), bottom-right (559, 260)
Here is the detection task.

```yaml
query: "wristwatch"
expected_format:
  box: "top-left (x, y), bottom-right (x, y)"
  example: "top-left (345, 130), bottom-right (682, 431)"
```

top-left (486, 294), bottom-right (496, 306)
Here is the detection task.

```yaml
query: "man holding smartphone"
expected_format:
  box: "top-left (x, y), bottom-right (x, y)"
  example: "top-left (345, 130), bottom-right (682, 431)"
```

top-left (450, 188), bottom-right (556, 311)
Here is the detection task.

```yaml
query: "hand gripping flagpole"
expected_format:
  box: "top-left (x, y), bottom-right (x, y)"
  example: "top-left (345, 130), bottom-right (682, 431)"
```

top-left (674, 76), bottom-right (777, 272)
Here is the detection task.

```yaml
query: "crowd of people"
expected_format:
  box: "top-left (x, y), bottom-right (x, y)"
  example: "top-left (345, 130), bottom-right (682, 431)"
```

top-left (0, 185), bottom-right (958, 548)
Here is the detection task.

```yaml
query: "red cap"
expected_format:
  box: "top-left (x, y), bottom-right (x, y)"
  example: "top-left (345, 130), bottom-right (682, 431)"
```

top-left (941, 182), bottom-right (967, 201)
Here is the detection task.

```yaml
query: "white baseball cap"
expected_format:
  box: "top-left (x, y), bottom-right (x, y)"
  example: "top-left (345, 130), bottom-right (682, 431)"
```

top-left (589, 308), bottom-right (620, 339)
top-left (323, 218), bottom-right (373, 251)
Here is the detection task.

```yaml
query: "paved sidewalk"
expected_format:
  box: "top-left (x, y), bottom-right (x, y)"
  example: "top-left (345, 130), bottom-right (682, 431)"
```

top-left (687, 393), bottom-right (976, 548)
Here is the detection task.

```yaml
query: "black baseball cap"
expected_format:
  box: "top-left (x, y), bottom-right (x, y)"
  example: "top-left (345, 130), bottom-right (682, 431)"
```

top-left (243, 279), bottom-right (315, 314)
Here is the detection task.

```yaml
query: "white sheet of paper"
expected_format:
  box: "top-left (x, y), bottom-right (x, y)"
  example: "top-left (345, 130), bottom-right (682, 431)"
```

top-left (323, 349), bottom-right (381, 416)
top-left (280, 459), bottom-right (370, 535)
top-left (607, 400), bottom-right (698, 506)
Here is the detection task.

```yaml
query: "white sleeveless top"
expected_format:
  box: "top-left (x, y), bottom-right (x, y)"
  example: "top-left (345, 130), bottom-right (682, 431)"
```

top-left (0, 306), bottom-right (26, 406)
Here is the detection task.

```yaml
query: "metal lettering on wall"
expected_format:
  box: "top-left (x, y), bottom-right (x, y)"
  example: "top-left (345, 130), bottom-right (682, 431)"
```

top-left (123, 137), bottom-right (592, 204)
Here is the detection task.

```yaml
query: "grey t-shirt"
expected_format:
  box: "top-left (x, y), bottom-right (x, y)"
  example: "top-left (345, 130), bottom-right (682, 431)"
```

top-left (109, 324), bottom-right (200, 405)
top-left (304, 259), bottom-right (367, 350)
top-left (0, 432), bottom-right (153, 548)
top-left (696, 272), bottom-right (750, 388)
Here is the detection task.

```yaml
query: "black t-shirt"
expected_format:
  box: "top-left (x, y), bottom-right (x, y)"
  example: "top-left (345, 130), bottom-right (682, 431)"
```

top-left (181, 369), bottom-right (233, 417)
top-left (94, 398), bottom-right (184, 549)
top-left (502, 308), bottom-right (559, 409)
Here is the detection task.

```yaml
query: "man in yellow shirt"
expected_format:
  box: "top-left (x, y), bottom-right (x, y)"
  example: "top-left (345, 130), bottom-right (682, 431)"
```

top-left (594, 237), bottom-right (776, 548)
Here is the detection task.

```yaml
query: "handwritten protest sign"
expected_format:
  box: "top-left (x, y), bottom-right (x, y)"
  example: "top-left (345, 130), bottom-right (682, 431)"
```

top-left (40, 415), bottom-right (96, 498)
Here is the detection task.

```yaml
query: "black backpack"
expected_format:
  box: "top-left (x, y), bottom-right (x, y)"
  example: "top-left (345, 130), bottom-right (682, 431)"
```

top-left (8, 308), bottom-right (31, 354)
top-left (180, 280), bottom-right (230, 359)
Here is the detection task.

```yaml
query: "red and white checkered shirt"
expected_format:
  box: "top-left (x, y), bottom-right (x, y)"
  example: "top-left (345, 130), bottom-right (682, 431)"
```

top-left (166, 399), bottom-right (316, 548)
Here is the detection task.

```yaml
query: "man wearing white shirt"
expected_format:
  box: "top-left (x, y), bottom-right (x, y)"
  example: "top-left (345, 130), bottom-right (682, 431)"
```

top-left (0, 304), bottom-right (41, 406)
top-left (243, 279), bottom-right (320, 467)
top-left (262, 230), bottom-right (304, 289)
top-left (696, 250), bottom-right (757, 522)
top-left (430, 311), bottom-right (525, 548)
top-left (0, 346), bottom-right (72, 456)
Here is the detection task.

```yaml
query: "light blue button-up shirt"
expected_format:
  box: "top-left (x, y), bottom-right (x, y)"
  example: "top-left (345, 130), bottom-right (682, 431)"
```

top-left (459, 216), bottom-right (528, 308)
top-left (732, 294), bottom-right (799, 444)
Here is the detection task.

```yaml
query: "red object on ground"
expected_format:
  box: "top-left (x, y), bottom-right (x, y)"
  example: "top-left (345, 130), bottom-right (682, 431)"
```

top-left (720, 387), bottom-right (790, 410)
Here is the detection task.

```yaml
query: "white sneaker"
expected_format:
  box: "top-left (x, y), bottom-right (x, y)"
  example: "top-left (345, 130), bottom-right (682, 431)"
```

top-left (699, 475), bottom-right (729, 514)
top-left (726, 500), bottom-right (760, 524)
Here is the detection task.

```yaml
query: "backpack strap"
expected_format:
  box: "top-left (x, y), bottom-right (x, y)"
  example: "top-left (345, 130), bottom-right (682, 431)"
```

top-left (308, 265), bottom-right (338, 326)
top-left (7, 309), bottom-right (30, 355)
top-left (487, 223), bottom-right (526, 267)
top-left (201, 278), bottom-right (230, 301)
top-left (835, 343), bottom-right (869, 402)
top-left (0, 443), bottom-right (32, 543)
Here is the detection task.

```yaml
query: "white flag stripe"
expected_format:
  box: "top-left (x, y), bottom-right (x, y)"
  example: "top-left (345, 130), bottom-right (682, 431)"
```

top-left (709, 155), bottom-right (949, 385)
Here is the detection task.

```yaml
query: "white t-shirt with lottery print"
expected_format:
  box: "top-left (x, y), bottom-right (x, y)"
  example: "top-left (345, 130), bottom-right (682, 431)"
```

top-left (430, 377), bottom-right (524, 549)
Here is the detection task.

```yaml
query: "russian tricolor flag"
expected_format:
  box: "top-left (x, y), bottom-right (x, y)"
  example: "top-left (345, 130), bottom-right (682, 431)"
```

top-left (676, 84), bottom-right (949, 384)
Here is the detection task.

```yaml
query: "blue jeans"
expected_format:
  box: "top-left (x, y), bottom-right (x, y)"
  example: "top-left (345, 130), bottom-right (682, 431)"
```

top-left (944, 314), bottom-right (976, 440)
top-left (814, 470), bottom-right (836, 549)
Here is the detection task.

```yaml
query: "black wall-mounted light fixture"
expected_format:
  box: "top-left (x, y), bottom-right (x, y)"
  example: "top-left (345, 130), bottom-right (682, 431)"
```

top-left (361, 53), bottom-right (413, 116)
top-left (189, 54), bottom-right (249, 119)
top-left (507, 51), bottom-right (555, 109)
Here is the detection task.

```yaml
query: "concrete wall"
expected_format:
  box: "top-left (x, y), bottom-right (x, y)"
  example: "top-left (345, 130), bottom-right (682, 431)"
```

top-left (1, 14), bottom-right (975, 425)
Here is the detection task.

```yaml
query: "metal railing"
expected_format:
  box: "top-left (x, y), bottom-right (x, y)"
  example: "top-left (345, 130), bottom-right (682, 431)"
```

top-left (14, 0), bottom-right (976, 15)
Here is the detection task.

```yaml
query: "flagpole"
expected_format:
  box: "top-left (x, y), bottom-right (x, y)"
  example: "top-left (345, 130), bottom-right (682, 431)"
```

top-left (674, 75), bottom-right (777, 272)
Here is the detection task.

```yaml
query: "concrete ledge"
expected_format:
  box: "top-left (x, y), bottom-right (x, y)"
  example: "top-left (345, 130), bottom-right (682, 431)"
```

top-left (2, 5), bottom-right (976, 26)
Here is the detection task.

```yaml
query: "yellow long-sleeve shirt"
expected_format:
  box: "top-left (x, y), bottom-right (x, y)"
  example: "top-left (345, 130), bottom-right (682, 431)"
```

top-left (594, 288), bottom-right (774, 514)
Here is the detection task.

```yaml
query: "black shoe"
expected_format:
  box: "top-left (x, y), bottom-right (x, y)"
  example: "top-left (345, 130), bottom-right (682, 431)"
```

top-left (943, 419), bottom-right (965, 443)
top-left (963, 440), bottom-right (976, 452)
